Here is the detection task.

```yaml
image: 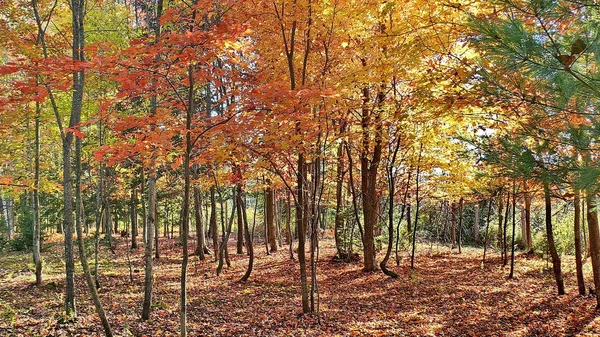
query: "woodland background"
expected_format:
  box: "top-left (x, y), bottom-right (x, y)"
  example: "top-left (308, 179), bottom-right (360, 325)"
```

top-left (1, 0), bottom-right (600, 336)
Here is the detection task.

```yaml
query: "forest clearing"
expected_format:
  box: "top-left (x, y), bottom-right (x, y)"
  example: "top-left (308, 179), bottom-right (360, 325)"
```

top-left (2, 0), bottom-right (600, 336)
top-left (1, 234), bottom-right (599, 337)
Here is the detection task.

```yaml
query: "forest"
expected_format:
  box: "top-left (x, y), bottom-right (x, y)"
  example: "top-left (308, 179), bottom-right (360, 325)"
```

top-left (0, 0), bottom-right (600, 336)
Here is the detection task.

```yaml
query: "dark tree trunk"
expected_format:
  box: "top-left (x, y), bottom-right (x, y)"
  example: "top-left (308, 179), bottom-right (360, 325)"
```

top-left (450, 203), bottom-right (456, 247)
top-left (297, 154), bottom-right (310, 313)
top-left (236, 188), bottom-right (244, 255)
top-left (194, 187), bottom-right (206, 259)
top-left (574, 189), bottom-right (585, 295)
top-left (240, 188), bottom-right (254, 282)
top-left (509, 182), bottom-right (517, 279)
top-left (543, 182), bottom-right (565, 295)
top-left (210, 186), bottom-right (218, 261)
top-left (457, 198), bottom-right (463, 254)
top-left (502, 192), bottom-right (510, 266)
top-left (266, 187), bottom-right (277, 252)
top-left (131, 189), bottom-right (138, 249)
top-left (33, 101), bottom-right (42, 286)
top-left (586, 193), bottom-right (600, 307)
top-left (525, 192), bottom-right (533, 252)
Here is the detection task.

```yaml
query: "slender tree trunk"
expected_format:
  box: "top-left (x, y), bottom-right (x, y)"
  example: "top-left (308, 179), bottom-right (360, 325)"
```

top-left (266, 187), bottom-right (277, 252)
top-left (76, 137), bottom-right (113, 336)
top-left (240, 188), bottom-right (254, 281)
top-left (406, 203), bottom-right (412, 234)
top-left (451, 203), bottom-right (456, 247)
top-left (236, 188), bottom-right (244, 255)
top-left (411, 151), bottom-right (423, 268)
top-left (574, 189), bottom-right (585, 295)
top-left (520, 208), bottom-right (527, 247)
top-left (457, 198), bottom-right (464, 254)
top-left (297, 153), bottom-right (310, 313)
top-left (502, 192), bottom-right (510, 266)
top-left (194, 187), bottom-right (206, 259)
top-left (33, 102), bottom-right (42, 286)
top-left (473, 203), bottom-right (479, 243)
top-left (587, 193), bottom-right (600, 307)
top-left (179, 57), bottom-right (196, 336)
top-left (217, 188), bottom-right (237, 276)
top-left (543, 182), bottom-right (565, 295)
top-left (154, 197), bottom-right (159, 259)
top-left (380, 143), bottom-right (401, 277)
top-left (482, 198), bottom-right (493, 266)
top-left (286, 193), bottom-right (294, 260)
top-left (210, 186), bottom-right (218, 260)
top-left (525, 192), bottom-right (533, 252)
top-left (131, 189), bottom-right (138, 249)
top-left (583, 194), bottom-right (589, 258)
top-left (497, 196), bottom-right (504, 254)
top-left (334, 134), bottom-right (346, 257)
top-left (509, 181), bottom-right (517, 279)
top-left (141, 0), bottom-right (164, 313)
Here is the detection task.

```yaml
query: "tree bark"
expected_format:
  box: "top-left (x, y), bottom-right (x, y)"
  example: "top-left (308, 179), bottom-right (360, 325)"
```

top-left (236, 188), bottom-right (244, 255)
top-left (360, 89), bottom-right (384, 272)
top-left (451, 203), bottom-right (456, 247)
top-left (76, 137), bottom-right (113, 336)
top-left (334, 132), bottom-right (346, 257)
top-left (587, 193), bottom-right (600, 307)
top-left (266, 187), bottom-right (277, 252)
top-left (194, 187), bottom-right (206, 259)
top-left (525, 192), bottom-right (533, 252)
top-left (509, 182), bottom-right (517, 279)
top-left (33, 102), bottom-right (42, 286)
top-left (457, 198), bottom-right (463, 254)
top-left (473, 203), bottom-right (479, 243)
top-left (574, 189), bottom-right (585, 295)
top-left (131, 188), bottom-right (138, 249)
top-left (543, 182), bottom-right (565, 295)
top-left (210, 186), bottom-right (218, 261)
top-left (240, 188), bottom-right (254, 282)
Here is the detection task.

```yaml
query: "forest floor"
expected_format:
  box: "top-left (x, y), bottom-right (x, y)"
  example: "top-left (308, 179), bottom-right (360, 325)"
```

top-left (1, 234), bottom-right (600, 337)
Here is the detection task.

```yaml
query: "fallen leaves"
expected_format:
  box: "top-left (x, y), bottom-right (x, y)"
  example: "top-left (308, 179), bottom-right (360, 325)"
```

top-left (1, 236), bottom-right (600, 336)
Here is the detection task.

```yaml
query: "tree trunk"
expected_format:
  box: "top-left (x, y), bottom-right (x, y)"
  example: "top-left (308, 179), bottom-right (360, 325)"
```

top-left (240, 188), bottom-right (254, 282)
top-left (457, 198), bottom-right (463, 254)
top-left (450, 203), bottom-right (456, 247)
top-left (497, 196), bottom-right (504, 253)
top-left (406, 203), bottom-right (412, 234)
top-left (210, 186), bottom-right (218, 261)
top-left (411, 154), bottom-right (423, 268)
top-left (286, 192), bottom-right (294, 260)
top-left (525, 192), bottom-right (533, 252)
top-left (217, 188), bottom-right (236, 276)
top-left (543, 182), bottom-right (565, 295)
top-left (236, 188), bottom-right (244, 254)
top-left (75, 136), bottom-right (113, 336)
top-left (194, 187), bottom-right (206, 259)
top-left (33, 102), bottom-right (42, 286)
top-left (482, 198), bottom-right (493, 266)
top-left (587, 193), bottom-right (600, 307)
top-left (334, 136), bottom-right (346, 257)
top-left (297, 153), bottom-right (310, 313)
top-left (509, 182), bottom-right (517, 279)
top-left (131, 188), bottom-right (138, 249)
top-left (473, 203), bottom-right (479, 243)
top-left (179, 58), bottom-right (196, 337)
top-left (502, 192), bottom-right (510, 266)
top-left (520, 208), bottom-right (527, 248)
top-left (266, 187), bottom-right (277, 252)
top-left (574, 189), bottom-right (585, 295)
